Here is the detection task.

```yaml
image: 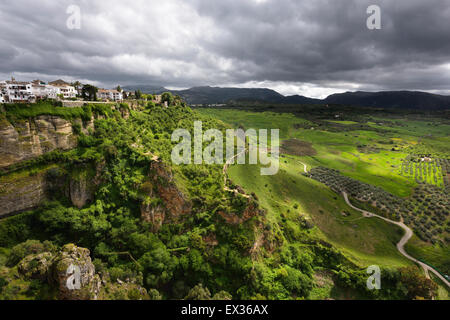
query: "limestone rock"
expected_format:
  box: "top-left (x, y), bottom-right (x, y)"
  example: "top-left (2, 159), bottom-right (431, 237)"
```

top-left (218, 200), bottom-right (264, 225)
top-left (0, 169), bottom-right (47, 217)
top-left (0, 116), bottom-right (78, 168)
top-left (18, 252), bottom-right (54, 281)
top-left (51, 244), bottom-right (101, 300)
top-left (141, 202), bottom-right (166, 232)
top-left (69, 176), bottom-right (92, 209)
top-left (140, 161), bottom-right (192, 231)
top-left (149, 161), bottom-right (192, 217)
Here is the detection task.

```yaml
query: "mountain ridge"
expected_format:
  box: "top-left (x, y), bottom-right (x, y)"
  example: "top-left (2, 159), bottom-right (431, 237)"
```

top-left (123, 85), bottom-right (450, 110)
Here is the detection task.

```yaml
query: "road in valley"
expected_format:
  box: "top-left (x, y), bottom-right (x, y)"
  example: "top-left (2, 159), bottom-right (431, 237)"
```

top-left (298, 161), bottom-right (450, 289)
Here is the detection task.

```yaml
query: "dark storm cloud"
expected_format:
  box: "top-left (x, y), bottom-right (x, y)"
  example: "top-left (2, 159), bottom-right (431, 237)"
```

top-left (0, 0), bottom-right (449, 96)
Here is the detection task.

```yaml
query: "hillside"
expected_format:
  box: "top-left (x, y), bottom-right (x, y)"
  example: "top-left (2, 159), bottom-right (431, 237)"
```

top-left (324, 91), bottom-right (450, 110)
top-left (198, 108), bottom-right (450, 297)
top-left (1, 100), bottom-right (441, 300)
top-left (125, 85), bottom-right (450, 110)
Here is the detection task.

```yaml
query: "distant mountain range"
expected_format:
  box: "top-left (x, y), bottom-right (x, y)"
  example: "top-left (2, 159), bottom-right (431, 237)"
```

top-left (123, 85), bottom-right (450, 110)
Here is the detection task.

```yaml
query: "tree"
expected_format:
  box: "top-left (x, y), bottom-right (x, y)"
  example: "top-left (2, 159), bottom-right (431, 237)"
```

top-left (139, 246), bottom-right (178, 287)
top-left (72, 81), bottom-right (82, 96)
top-left (184, 283), bottom-right (211, 300)
top-left (146, 101), bottom-right (156, 109)
top-left (161, 92), bottom-right (174, 106)
top-left (116, 85), bottom-right (122, 92)
top-left (135, 90), bottom-right (142, 100)
top-left (280, 266), bottom-right (313, 297)
top-left (398, 266), bottom-right (437, 299)
top-left (82, 84), bottom-right (98, 101)
top-left (212, 291), bottom-right (232, 300)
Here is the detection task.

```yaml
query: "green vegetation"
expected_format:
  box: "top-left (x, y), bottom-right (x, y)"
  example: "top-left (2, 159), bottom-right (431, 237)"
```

top-left (228, 158), bottom-right (410, 269)
top-left (0, 101), bottom-right (121, 124)
top-left (82, 84), bottom-right (98, 101)
top-left (0, 102), bottom-right (446, 300)
top-left (198, 105), bottom-right (449, 288)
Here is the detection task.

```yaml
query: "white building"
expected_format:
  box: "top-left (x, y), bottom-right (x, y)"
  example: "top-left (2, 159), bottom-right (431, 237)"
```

top-left (4, 79), bottom-right (35, 103)
top-left (31, 80), bottom-right (48, 99)
top-left (31, 80), bottom-right (61, 100)
top-left (48, 79), bottom-right (77, 99)
top-left (0, 82), bottom-right (6, 103)
top-left (45, 85), bottom-right (60, 99)
top-left (98, 89), bottom-right (123, 101)
top-left (0, 78), bottom-right (82, 103)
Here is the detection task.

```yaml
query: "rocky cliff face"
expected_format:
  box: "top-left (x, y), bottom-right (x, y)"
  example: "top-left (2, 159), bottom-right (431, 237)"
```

top-left (218, 199), bottom-right (265, 225)
top-left (0, 169), bottom-right (48, 217)
top-left (140, 160), bottom-right (192, 231)
top-left (0, 113), bottom-right (102, 216)
top-left (0, 163), bottom-right (101, 217)
top-left (68, 163), bottom-right (103, 209)
top-left (0, 115), bottom-right (93, 169)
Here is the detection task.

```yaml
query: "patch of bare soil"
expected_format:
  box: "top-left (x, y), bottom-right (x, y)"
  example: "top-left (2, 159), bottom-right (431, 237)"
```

top-left (281, 139), bottom-right (317, 156)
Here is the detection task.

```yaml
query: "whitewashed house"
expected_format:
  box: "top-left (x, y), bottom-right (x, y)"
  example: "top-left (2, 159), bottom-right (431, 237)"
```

top-left (31, 80), bottom-right (61, 100)
top-left (4, 79), bottom-right (35, 103)
top-left (31, 80), bottom-right (48, 99)
top-left (45, 85), bottom-right (60, 99)
top-left (49, 79), bottom-right (77, 99)
top-left (0, 82), bottom-right (7, 103)
top-left (98, 89), bottom-right (123, 101)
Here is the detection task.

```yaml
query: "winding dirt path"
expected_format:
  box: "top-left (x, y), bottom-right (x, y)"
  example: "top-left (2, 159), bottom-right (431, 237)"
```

top-left (223, 148), bottom-right (250, 198)
top-left (299, 161), bottom-right (450, 288)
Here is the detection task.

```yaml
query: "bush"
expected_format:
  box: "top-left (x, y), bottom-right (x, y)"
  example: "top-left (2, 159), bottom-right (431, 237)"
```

top-left (6, 240), bottom-right (56, 267)
top-left (72, 122), bottom-right (82, 135)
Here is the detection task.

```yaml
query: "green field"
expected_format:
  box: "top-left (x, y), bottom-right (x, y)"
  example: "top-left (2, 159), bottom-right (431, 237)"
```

top-left (228, 157), bottom-right (411, 268)
top-left (198, 109), bottom-right (431, 197)
top-left (198, 107), bottom-right (449, 274)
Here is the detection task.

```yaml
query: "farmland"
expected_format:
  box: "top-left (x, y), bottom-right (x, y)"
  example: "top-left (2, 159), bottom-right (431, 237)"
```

top-left (197, 106), bottom-right (450, 277)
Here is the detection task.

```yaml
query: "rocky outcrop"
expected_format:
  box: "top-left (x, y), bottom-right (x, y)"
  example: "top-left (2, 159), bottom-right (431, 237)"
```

top-left (68, 169), bottom-right (98, 209)
top-left (140, 160), bottom-right (192, 231)
top-left (18, 252), bottom-right (54, 281)
top-left (149, 161), bottom-right (192, 216)
top-left (0, 163), bottom-right (102, 217)
top-left (51, 244), bottom-right (102, 300)
top-left (68, 162), bottom-right (104, 209)
top-left (15, 243), bottom-right (149, 300)
top-left (218, 199), bottom-right (265, 225)
top-left (0, 169), bottom-right (48, 217)
top-left (0, 115), bottom-right (91, 169)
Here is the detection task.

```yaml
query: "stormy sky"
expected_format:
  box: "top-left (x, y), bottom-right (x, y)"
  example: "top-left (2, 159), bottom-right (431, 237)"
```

top-left (0, 0), bottom-right (449, 98)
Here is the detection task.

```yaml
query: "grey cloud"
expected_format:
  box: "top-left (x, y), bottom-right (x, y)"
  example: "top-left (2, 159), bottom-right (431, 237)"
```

top-left (0, 0), bottom-right (449, 96)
